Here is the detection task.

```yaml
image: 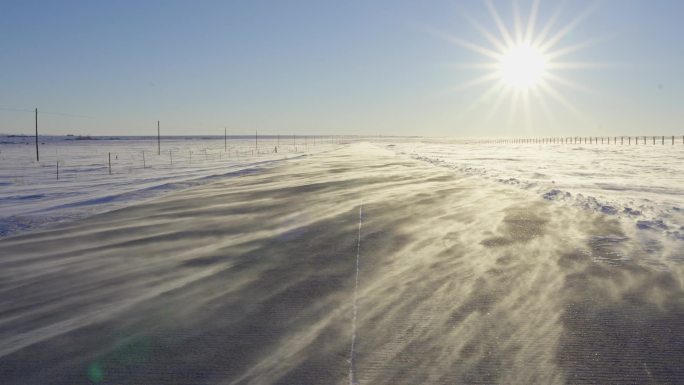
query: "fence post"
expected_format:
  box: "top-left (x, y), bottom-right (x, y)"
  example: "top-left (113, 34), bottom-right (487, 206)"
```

top-left (108, 152), bottom-right (112, 175)
top-left (35, 108), bottom-right (39, 162)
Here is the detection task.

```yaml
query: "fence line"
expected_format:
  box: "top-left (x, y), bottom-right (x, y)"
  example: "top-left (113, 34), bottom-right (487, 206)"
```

top-left (1, 135), bottom-right (346, 183)
top-left (477, 135), bottom-right (683, 145)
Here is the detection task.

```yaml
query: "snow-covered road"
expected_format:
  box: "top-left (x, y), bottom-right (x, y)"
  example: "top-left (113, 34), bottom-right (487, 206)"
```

top-left (2, 142), bottom-right (684, 384)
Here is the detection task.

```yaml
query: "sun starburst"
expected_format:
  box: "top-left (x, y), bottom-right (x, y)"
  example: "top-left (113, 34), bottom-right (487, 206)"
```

top-left (434, 0), bottom-right (605, 130)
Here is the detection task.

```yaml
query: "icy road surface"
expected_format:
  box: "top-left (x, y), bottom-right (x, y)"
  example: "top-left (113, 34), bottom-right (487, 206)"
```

top-left (2, 143), bottom-right (684, 384)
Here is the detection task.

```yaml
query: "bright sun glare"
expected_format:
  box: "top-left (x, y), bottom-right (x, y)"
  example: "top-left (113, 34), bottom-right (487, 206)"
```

top-left (498, 44), bottom-right (547, 89)
top-left (435, 0), bottom-right (602, 125)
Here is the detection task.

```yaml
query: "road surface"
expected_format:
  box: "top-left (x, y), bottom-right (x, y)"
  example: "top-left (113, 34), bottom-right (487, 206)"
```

top-left (2, 143), bottom-right (683, 384)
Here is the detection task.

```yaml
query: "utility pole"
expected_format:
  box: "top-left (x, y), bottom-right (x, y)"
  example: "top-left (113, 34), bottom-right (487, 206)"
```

top-left (35, 108), bottom-right (39, 162)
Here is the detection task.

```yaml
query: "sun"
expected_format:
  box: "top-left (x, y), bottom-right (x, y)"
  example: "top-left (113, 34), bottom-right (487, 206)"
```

top-left (432, 0), bottom-right (603, 126)
top-left (498, 43), bottom-right (548, 89)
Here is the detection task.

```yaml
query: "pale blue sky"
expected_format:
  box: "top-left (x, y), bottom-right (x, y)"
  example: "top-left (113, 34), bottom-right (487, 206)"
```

top-left (1, 0), bottom-right (683, 136)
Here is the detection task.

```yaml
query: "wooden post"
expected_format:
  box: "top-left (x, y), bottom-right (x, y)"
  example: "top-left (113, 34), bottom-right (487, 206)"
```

top-left (157, 120), bottom-right (161, 155)
top-left (143, 151), bottom-right (146, 168)
top-left (673, 135), bottom-right (675, 145)
top-left (108, 152), bottom-right (112, 175)
top-left (255, 130), bottom-right (258, 151)
top-left (35, 108), bottom-right (39, 162)
top-left (224, 128), bottom-right (227, 152)
top-left (56, 160), bottom-right (59, 180)
top-left (653, 136), bottom-right (655, 145)
top-left (170, 150), bottom-right (173, 165)
top-left (662, 135), bottom-right (664, 145)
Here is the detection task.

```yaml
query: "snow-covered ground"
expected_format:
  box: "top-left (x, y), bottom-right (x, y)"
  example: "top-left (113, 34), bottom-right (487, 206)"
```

top-left (0, 135), bottom-right (341, 237)
top-left (3, 135), bottom-right (684, 260)
top-left (4, 142), bottom-right (684, 384)
top-left (382, 138), bottom-right (684, 259)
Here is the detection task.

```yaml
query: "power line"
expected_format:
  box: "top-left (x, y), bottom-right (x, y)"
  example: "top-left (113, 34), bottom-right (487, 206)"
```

top-left (40, 111), bottom-right (97, 119)
top-left (0, 107), bottom-right (34, 113)
top-left (0, 107), bottom-right (96, 119)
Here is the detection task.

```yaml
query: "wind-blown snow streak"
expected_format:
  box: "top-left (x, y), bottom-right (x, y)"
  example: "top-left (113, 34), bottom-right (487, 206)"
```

top-left (0, 136), bottom-right (340, 237)
top-left (2, 142), bottom-right (684, 384)
top-left (387, 139), bottom-right (684, 261)
top-left (349, 204), bottom-right (363, 385)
